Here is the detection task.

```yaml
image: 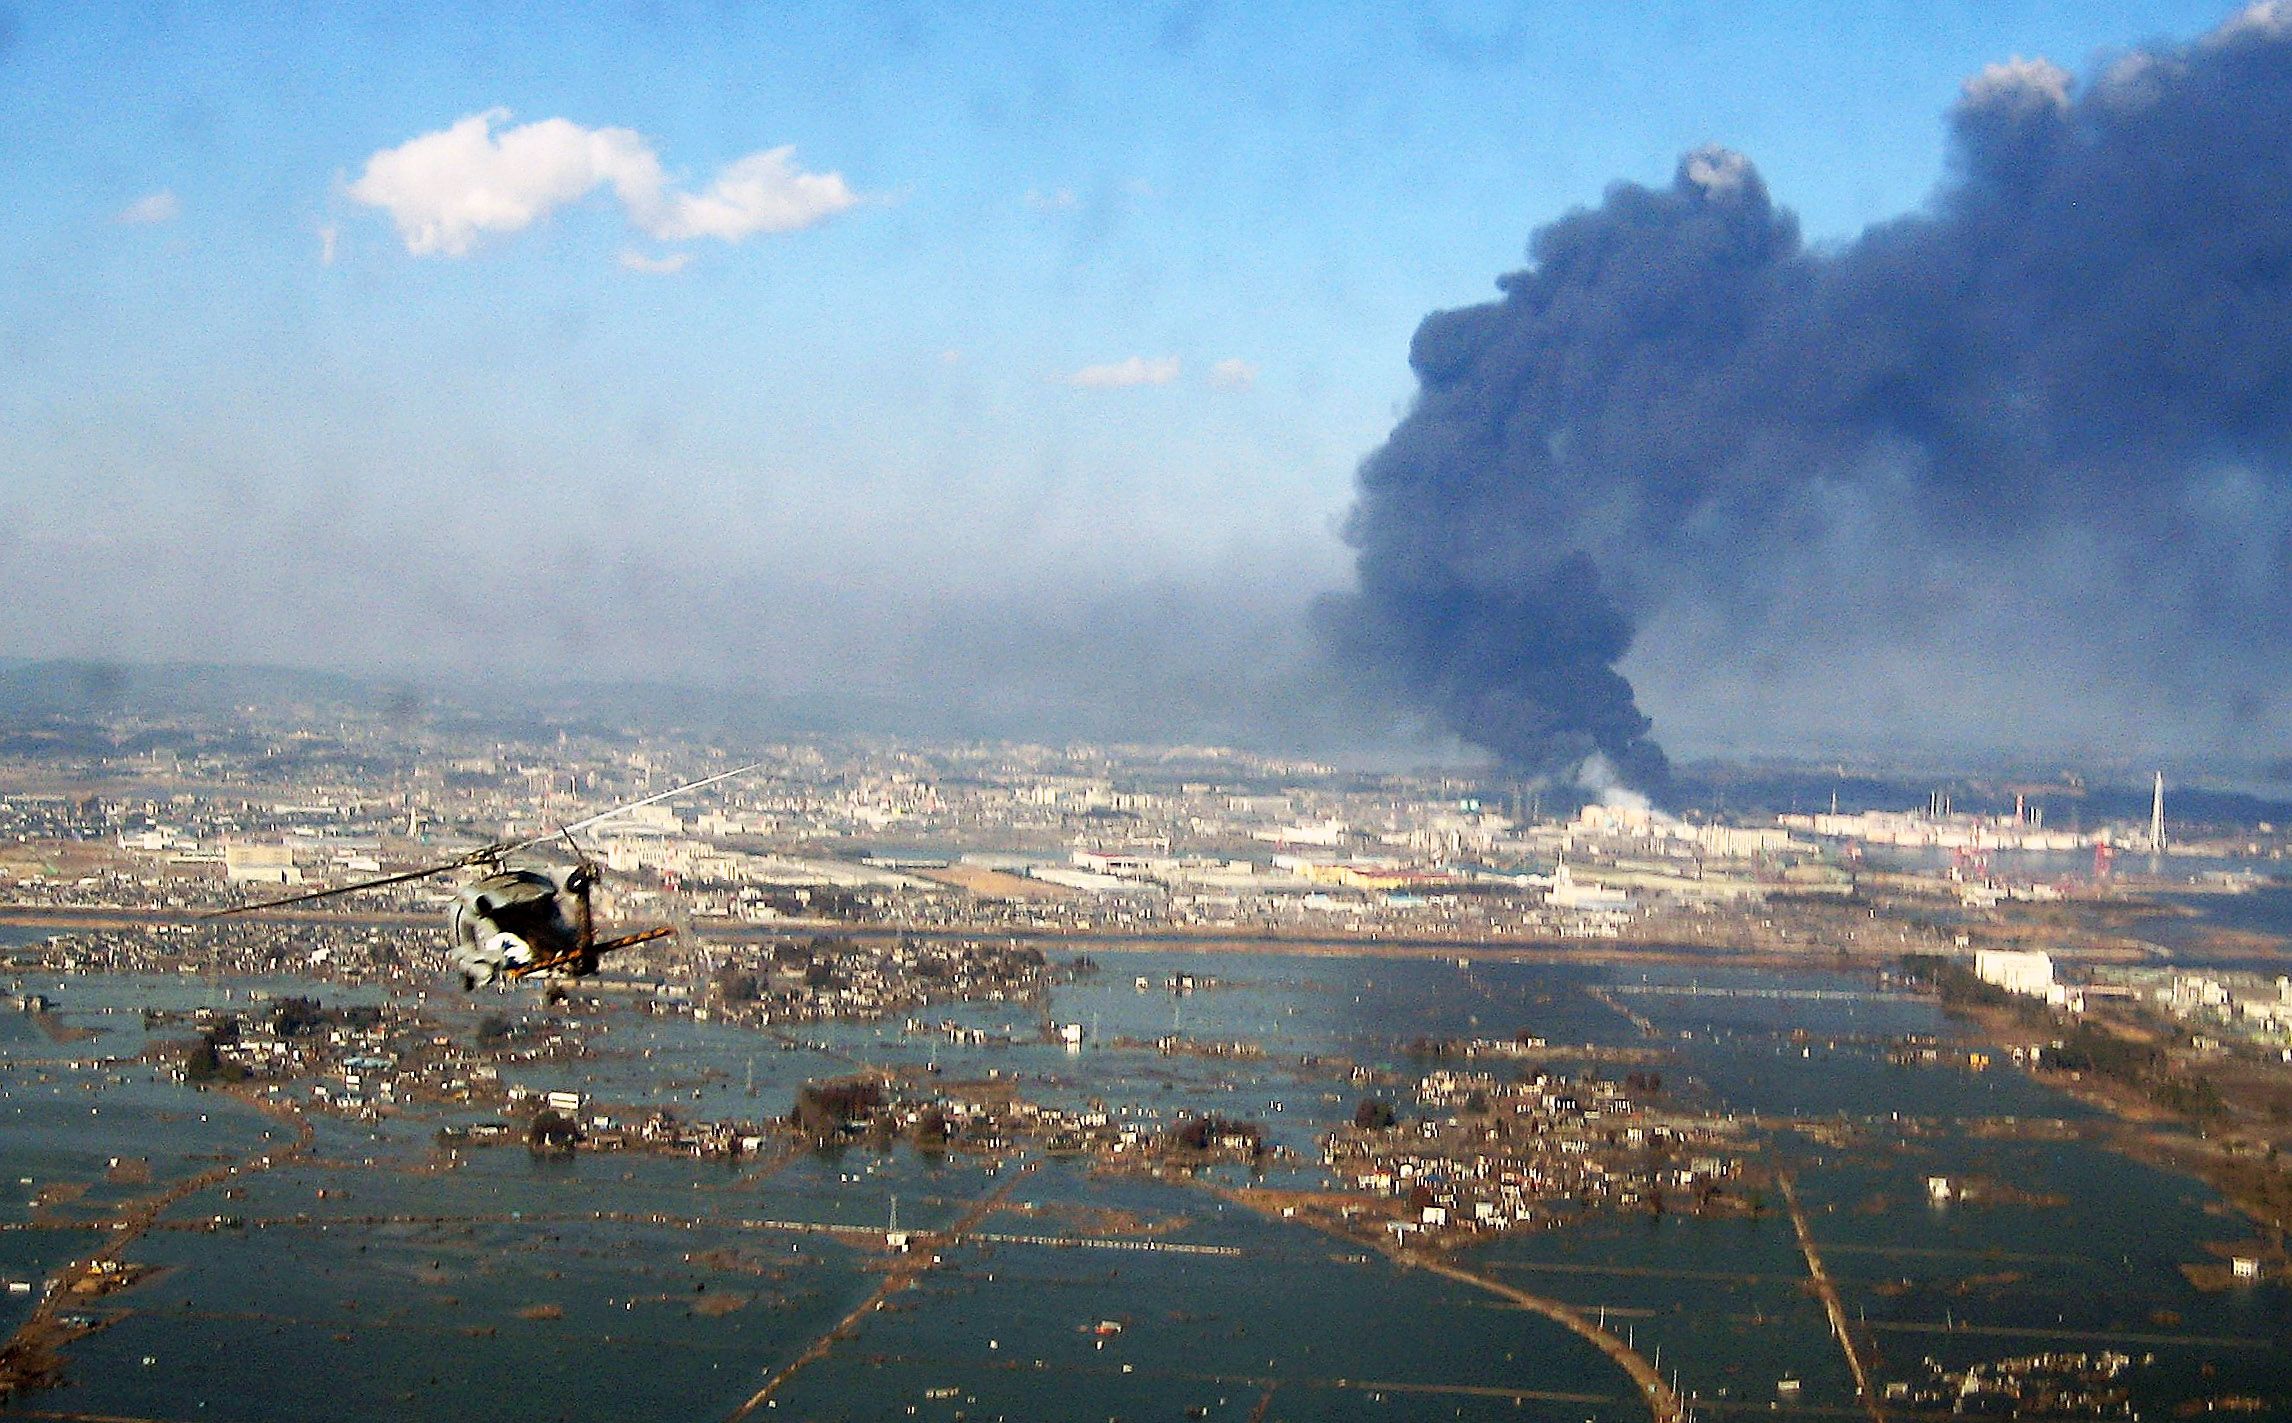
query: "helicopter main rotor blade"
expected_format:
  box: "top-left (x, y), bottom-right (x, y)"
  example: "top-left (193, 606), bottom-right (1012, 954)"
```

top-left (502, 761), bottom-right (766, 851)
top-left (204, 762), bottom-right (761, 920)
top-left (202, 854), bottom-right (485, 918)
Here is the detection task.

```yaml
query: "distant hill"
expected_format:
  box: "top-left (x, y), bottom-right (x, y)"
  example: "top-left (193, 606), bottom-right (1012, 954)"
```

top-left (6, 658), bottom-right (2291, 827)
top-left (0, 658), bottom-right (1027, 747)
top-left (0, 659), bottom-right (399, 720)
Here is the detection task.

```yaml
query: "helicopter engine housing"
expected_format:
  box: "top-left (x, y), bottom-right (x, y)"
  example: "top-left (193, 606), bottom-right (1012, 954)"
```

top-left (446, 868), bottom-right (584, 988)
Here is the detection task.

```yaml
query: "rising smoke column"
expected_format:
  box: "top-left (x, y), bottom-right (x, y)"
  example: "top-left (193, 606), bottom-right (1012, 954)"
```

top-left (1334, 4), bottom-right (2292, 783)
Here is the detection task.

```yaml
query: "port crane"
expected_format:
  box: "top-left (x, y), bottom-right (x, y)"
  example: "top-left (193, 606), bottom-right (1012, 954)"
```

top-left (208, 763), bottom-right (761, 990)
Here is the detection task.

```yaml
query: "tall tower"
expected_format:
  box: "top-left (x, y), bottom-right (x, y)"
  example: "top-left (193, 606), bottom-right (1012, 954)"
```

top-left (2149, 772), bottom-right (2166, 855)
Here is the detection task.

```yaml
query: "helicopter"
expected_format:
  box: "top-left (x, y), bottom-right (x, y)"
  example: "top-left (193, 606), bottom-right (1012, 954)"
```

top-left (209, 763), bottom-right (762, 990)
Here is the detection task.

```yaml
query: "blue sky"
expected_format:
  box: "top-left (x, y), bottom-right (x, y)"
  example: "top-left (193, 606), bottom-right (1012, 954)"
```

top-left (0, 1), bottom-right (2249, 752)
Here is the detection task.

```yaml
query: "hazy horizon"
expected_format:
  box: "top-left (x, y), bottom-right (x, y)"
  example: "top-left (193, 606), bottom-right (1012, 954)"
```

top-left (6, 2), bottom-right (2287, 775)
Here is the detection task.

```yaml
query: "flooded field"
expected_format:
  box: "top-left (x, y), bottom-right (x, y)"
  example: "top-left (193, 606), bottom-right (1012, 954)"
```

top-left (3, 945), bottom-right (2287, 1421)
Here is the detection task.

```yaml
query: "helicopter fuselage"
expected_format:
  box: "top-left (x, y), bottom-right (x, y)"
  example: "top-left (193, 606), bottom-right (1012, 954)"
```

top-left (446, 868), bottom-right (587, 988)
top-left (207, 761), bottom-right (762, 993)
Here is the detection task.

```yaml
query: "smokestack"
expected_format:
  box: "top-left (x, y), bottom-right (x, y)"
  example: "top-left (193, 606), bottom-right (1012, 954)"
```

top-left (2149, 772), bottom-right (2165, 855)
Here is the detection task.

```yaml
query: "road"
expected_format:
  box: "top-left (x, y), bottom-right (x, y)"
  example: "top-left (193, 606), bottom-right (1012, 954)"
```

top-left (1777, 1172), bottom-right (1884, 1423)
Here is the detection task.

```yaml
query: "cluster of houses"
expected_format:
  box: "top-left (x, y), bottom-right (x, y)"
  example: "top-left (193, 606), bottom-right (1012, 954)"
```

top-left (493, 1086), bottom-right (772, 1159)
top-left (1325, 1067), bottom-right (1748, 1242)
top-left (158, 993), bottom-right (591, 1121)
top-left (696, 934), bottom-right (1067, 1027)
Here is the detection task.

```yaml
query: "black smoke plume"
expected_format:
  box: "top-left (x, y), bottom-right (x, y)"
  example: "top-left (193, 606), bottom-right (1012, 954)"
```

top-left (1334, 5), bottom-right (2292, 786)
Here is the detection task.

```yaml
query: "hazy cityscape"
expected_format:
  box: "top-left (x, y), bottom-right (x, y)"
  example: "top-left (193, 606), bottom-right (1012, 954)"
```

top-left (10, 1), bottom-right (2292, 1420)
top-left (1, 694), bottom-right (2290, 1419)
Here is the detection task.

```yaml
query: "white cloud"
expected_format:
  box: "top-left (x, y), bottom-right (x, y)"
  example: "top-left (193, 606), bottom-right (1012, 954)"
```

top-left (1208, 358), bottom-right (1258, 390)
top-left (348, 109), bottom-right (857, 257)
top-left (618, 249), bottom-right (692, 274)
top-left (631, 147), bottom-right (857, 242)
top-left (115, 190), bottom-right (179, 225)
top-left (1064, 356), bottom-right (1182, 389)
top-left (347, 110), bottom-right (650, 255)
top-left (317, 224), bottom-right (339, 266)
top-left (1024, 187), bottom-right (1077, 211)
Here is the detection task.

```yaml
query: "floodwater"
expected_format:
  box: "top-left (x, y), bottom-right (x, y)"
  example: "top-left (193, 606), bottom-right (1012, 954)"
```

top-left (2, 946), bottom-right (2287, 1421)
top-left (2130, 885), bottom-right (2292, 972)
